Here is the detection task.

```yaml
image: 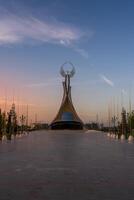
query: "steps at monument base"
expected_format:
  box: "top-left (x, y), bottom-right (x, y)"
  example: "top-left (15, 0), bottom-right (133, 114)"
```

top-left (50, 121), bottom-right (83, 130)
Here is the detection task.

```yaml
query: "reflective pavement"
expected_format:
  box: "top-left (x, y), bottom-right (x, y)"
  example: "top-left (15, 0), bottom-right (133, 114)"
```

top-left (0, 130), bottom-right (134, 200)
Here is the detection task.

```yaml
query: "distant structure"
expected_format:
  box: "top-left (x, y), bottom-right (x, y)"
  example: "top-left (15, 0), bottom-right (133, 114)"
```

top-left (50, 62), bottom-right (83, 130)
top-left (121, 107), bottom-right (127, 137)
top-left (6, 103), bottom-right (17, 139)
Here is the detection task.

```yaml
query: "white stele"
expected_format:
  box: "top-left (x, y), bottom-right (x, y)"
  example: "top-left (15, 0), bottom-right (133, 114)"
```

top-left (128, 135), bottom-right (134, 142)
top-left (16, 134), bottom-right (20, 138)
top-left (11, 135), bottom-right (15, 140)
top-left (2, 135), bottom-right (7, 142)
top-left (110, 133), bottom-right (114, 138)
top-left (19, 134), bottom-right (22, 138)
top-left (120, 134), bottom-right (125, 140)
top-left (115, 135), bottom-right (118, 139)
top-left (113, 134), bottom-right (116, 139)
top-left (107, 133), bottom-right (110, 137)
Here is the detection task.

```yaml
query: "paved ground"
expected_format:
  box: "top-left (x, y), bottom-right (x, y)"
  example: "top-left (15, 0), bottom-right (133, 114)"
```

top-left (0, 130), bottom-right (134, 200)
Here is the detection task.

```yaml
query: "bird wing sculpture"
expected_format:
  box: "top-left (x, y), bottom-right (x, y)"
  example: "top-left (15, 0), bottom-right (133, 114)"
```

top-left (60, 65), bottom-right (66, 77)
top-left (60, 61), bottom-right (75, 78)
top-left (69, 62), bottom-right (75, 78)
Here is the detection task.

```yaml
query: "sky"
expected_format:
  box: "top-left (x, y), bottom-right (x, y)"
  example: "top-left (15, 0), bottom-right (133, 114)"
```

top-left (0, 0), bottom-right (134, 124)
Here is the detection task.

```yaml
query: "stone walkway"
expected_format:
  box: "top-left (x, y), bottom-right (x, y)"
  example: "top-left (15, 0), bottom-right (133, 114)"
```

top-left (0, 130), bottom-right (134, 200)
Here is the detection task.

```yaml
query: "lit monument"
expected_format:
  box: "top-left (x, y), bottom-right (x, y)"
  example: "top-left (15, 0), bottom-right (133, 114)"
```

top-left (50, 62), bottom-right (83, 130)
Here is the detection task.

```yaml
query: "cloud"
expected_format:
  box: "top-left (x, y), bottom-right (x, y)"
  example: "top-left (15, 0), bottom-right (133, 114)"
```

top-left (100, 74), bottom-right (114, 87)
top-left (121, 89), bottom-right (127, 96)
top-left (74, 48), bottom-right (89, 59)
top-left (0, 8), bottom-right (94, 58)
top-left (0, 12), bottom-right (91, 53)
top-left (27, 79), bottom-right (100, 88)
top-left (26, 82), bottom-right (57, 88)
top-left (0, 15), bottom-right (82, 44)
top-left (25, 78), bottom-right (61, 88)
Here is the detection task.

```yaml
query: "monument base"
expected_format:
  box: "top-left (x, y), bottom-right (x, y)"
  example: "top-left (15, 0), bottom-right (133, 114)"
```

top-left (50, 121), bottom-right (83, 130)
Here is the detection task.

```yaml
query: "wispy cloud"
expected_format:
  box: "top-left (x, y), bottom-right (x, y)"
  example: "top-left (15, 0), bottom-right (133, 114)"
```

top-left (100, 74), bottom-right (114, 87)
top-left (25, 77), bottom-right (101, 88)
top-left (74, 48), bottom-right (89, 59)
top-left (121, 89), bottom-right (127, 96)
top-left (0, 12), bottom-right (92, 58)
top-left (25, 78), bottom-right (61, 88)
top-left (0, 15), bottom-right (81, 44)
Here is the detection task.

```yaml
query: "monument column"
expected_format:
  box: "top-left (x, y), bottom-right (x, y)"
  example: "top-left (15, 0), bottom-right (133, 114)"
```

top-left (50, 62), bottom-right (83, 130)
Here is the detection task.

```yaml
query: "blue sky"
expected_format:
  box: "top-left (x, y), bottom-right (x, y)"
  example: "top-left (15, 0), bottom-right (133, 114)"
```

top-left (0, 0), bottom-right (134, 123)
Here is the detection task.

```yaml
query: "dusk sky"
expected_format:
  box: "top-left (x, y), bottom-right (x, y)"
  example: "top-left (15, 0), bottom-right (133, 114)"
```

top-left (0, 0), bottom-right (134, 123)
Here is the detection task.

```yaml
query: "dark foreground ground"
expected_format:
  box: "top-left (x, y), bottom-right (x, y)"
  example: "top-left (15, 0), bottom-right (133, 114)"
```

top-left (0, 130), bottom-right (134, 200)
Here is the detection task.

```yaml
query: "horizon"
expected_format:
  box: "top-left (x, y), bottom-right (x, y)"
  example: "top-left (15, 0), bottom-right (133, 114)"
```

top-left (0, 0), bottom-right (134, 124)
